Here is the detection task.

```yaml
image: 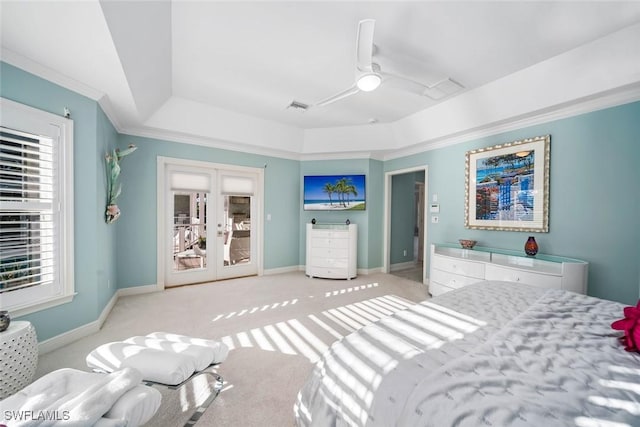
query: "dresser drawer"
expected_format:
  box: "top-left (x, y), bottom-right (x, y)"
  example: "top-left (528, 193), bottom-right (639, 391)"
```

top-left (432, 254), bottom-right (485, 279)
top-left (310, 247), bottom-right (348, 259)
top-left (431, 268), bottom-right (484, 290)
top-left (310, 257), bottom-right (349, 269)
top-left (311, 230), bottom-right (349, 239)
top-left (311, 237), bottom-right (349, 249)
top-left (429, 281), bottom-right (453, 297)
top-left (485, 264), bottom-right (562, 289)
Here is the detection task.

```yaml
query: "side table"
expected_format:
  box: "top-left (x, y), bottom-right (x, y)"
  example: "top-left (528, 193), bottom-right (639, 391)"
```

top-left (0, 320), bottom-right (38, 398)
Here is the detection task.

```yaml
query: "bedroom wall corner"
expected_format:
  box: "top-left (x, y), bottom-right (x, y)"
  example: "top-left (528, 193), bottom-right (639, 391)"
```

top-left (0, 62), bottom-right (115, 341)
top-left (114, 134), bottom-right (301, 289)
top-left (365, 159), bottom-right (384, 270)
top-left (299, 159), bottom-right (374, 270)
top-left (96, 106), bottom-right (119, 310)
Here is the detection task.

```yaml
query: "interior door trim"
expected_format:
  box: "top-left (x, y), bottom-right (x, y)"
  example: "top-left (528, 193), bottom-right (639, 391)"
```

top-left (156, 156), bottom-right (264, 290)
top-left (382, 165), bottom-right (428, 283)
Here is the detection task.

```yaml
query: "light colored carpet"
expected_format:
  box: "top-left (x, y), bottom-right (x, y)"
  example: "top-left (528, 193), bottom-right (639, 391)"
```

top-left (390, 262), bottom-right (424, 283)
top-left (36, 271), bottom-right (429, 426)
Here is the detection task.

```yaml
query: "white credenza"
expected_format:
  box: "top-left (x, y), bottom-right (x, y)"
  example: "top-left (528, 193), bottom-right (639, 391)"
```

top-left (306, 223), bottom-right (357, 280)
top-left (429, 243), bottom-right (588, 297)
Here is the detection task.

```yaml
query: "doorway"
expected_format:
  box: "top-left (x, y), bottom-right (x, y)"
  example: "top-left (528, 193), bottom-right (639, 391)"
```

top-left (383, 166), bottom-right (428, 285)
top-left (157, 158), bottom-right (263, 288)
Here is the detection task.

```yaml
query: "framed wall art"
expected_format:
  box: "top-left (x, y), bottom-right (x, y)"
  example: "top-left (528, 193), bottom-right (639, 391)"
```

top-left (303, 174), bottom-right (366, 211)
top-left (465, 135), bottom-right (550, 232)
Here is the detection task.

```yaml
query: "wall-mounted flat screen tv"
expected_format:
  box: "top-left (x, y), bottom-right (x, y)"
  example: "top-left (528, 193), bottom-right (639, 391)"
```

top-left (303, 174), bottom-right (366, 211)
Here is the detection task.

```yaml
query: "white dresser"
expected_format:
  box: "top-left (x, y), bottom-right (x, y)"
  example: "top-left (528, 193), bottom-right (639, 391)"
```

top-left (306, 223), bottom-right (357, 279)
top-left (429, 243), bottom-right (588, 296)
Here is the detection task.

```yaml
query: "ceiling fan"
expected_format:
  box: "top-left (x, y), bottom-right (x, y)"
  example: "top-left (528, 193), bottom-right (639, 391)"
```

top-left (309, 19), bottom-right (463, 108)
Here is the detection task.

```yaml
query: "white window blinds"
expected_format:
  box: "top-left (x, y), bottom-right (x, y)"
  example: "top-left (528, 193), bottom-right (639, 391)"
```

top-left (221, 175), bottom-right (254, 195)
top-left (0, 127), bottom-right (58, 293)
top-left (170, 172), bottom-right (210, 192)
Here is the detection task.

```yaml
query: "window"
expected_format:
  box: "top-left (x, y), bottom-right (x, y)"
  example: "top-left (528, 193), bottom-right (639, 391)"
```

top-left (0, 98), bottom-right (74, 316)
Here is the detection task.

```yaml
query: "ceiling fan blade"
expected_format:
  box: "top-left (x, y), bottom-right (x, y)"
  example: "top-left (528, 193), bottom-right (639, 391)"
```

top-left (314, 85), bottom-right (360, 107)
top-left (356, 19), bottom-right (376, 72)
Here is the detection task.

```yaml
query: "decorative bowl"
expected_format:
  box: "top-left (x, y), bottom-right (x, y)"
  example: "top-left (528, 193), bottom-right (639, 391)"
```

top-left (459, 239), bottom-right (477, 249)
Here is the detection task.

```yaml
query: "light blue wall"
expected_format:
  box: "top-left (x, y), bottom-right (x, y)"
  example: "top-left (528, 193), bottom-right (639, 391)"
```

top-left (96, 108), bottom-right (119, 310)
top-left (1, 62), bottom-right (118, 340)
top-left (300, 159), bottom-right (380, 269)
top-left (384, 101), bottom-right (640, 304)
top-left (114, 135), bottom-right (300, 288)
top-left (366, 159), bottom-right (384, 269)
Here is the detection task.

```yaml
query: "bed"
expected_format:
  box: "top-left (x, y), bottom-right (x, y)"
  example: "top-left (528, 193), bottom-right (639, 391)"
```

top-left (294, 281), bottom-right (640, 426)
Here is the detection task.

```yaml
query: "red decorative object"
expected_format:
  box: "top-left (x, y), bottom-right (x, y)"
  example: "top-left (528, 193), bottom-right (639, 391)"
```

top-left (611, 300), bottom-right (640, 352)
top-left (524, 236), bottom-right (538, 256)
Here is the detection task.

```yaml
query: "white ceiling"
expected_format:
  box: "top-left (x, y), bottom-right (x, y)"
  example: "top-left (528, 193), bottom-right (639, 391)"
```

top-left (2, 1), bottom-right (640, 157)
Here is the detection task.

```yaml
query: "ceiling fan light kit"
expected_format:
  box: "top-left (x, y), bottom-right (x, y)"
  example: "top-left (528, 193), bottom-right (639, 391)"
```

top-left (356, 73), bottom-right (382, 92)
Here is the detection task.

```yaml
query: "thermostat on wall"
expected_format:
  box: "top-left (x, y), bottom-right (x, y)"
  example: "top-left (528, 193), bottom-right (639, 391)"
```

top-left (430, 203), bottom-right (440, 213)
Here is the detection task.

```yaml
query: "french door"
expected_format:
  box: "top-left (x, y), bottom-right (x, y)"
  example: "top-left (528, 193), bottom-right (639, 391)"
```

top-left (159, 159), bottom-right (261, 287)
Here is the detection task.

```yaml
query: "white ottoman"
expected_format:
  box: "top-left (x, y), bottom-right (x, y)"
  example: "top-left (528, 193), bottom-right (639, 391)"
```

top-left (86, 332), bottom-right (229, 386)
top-left (0, 320), bottom-right (38, 398)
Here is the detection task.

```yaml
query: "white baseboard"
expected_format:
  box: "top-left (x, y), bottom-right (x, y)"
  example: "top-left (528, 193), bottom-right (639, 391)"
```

top-left (38, 285), bottom-right (158, 355)
top-left (263, 265), bottom-right (302, 275)
top-left (38, 291), bottom-right (117, 355)
top-left (357, 267), bottom-right (384, 275)
top-left (118, 284), bottom-right (160, 297)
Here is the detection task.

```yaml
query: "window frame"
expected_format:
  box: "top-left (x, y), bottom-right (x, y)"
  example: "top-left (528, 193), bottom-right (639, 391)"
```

top-left (0, 97), bottom-right (75, 317)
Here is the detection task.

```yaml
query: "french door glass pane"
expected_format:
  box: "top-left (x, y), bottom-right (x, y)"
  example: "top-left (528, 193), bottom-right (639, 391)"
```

top-left (172, 191), bottom-right (207, 271)
top-left (223, 195), bottom-right (251, 266)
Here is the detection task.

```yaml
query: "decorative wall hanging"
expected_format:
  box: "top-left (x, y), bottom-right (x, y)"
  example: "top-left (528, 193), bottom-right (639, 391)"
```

top-left (105, 145), bottom-right (137, 224)
top-left (465, 135), bottom-right (550, 232)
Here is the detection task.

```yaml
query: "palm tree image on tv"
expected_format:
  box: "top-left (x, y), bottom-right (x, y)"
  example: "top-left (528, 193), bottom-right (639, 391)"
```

top-left (304, 175), bottom-right (365, 211)
top-left (475, 151), bottom-right (535, 221)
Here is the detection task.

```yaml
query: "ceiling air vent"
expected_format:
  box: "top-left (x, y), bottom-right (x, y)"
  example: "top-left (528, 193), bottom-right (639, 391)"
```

top-left (423, 78), bottom-right (464, 100)
top-left (287, 100), bottom-right (309, 112)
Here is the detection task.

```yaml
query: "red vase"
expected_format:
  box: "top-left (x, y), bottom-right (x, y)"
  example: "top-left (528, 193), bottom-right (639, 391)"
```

top-left (524, 236), bottom-right (538, 256)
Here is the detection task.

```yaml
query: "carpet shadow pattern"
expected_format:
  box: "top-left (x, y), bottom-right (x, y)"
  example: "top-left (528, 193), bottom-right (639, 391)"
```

top-left (35, 272), bottom-right (429, 426)
top-left (216, 292), bottom-right (417, 364)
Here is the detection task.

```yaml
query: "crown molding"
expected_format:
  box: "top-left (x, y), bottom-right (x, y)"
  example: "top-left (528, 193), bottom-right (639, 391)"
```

top-left (300, 150), bottom-right (387, 161)
top-left (383, 83), bottom-right (640, 161)
top-left (4, 47), bottom-right (638, 162)
top-left (97, 96), bottom-right (125, 133)
top-left (1, 48), bottom-right (127, 132)
top-left (1, 48), bottom-right (104, 102)
top-left (120, 125), bottom-right (303, 161)
top-left (128, 82), bottom-right (640, 161)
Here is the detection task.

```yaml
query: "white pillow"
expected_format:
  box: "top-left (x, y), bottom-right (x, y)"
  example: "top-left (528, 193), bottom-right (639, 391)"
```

top-left (86, 342), bottom-right (197, 385)
top-left (146, 332), bottom-right (229, 364)
top-left (123, 336), bottom-right (215, 371)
